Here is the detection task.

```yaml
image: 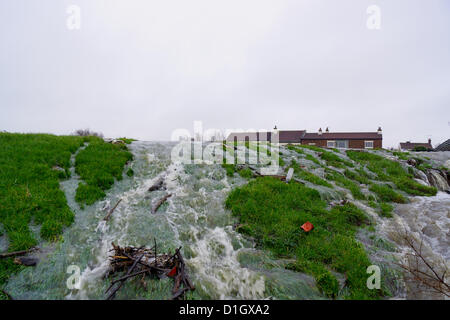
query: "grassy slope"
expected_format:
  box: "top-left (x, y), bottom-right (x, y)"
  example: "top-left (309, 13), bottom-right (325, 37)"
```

top-left (226, 178), bottom-right (382, 299)
top-left (225, 146), bottom-right (440, 299)
top-left (75, 138), bottom-right (133, 206)
top-left (0, 133), bottom-right (85, 285)
top-left (346, 151), bottom-right (437, 197)
top-left (0, 133), bottom-right (133, 287)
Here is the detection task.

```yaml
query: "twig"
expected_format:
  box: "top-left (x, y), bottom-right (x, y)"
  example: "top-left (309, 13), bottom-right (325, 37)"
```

top-left (0, 247), bottom-right (38, 259)
top-left (103, 199), bottom-right (122, 221)
top-left (151, 194), bottom-right (172, 214)
top-left (106, 253), bottom-right (144, 300)
top-left (171, 287), bottom-right (189, 300)
top-left (110, 269), bottom-right (150, 284)
top-left (397, 232), bottom-right (450, 297)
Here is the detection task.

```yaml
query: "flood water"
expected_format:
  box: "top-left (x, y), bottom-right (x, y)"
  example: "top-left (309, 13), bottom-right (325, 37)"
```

top-left (4, 142), bottom-right (449, 300)
top-left (4, 141), bottom-right (322, 300)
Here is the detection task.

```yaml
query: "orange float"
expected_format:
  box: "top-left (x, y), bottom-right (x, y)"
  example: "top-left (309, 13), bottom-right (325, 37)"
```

top-left (301, 221), bottom-right (314, 232)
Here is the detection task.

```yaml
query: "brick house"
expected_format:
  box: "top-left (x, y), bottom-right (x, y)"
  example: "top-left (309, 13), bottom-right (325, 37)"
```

top-left (399, 139), bottom-right (433, 151)
top-left (226, 127), bottom-right (383, 149)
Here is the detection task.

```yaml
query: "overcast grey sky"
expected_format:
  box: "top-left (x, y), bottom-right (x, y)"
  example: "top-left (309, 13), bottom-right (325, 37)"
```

top-left (1, 0), bottom-right (449, 148)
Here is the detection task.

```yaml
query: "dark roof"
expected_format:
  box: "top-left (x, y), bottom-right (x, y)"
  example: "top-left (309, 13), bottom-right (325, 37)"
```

top-left (434, 139), bottom-right (450, 151)
top-left (399, 142), bottom-right (432, 150)
top-left (302, 132), bottom-right (382, 140)
top-left (226, 132), bottom-right (271, 141)
top-left (227, 130), bottom-right (306, 143)
top-left (278, 130), bottom-right (306, 143)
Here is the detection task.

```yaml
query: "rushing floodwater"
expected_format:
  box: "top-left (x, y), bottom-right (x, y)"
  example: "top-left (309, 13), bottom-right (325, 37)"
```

top-left (5, 141), bottom-right (322, 300)
top-left (4, 142), bottom-right (449, 299)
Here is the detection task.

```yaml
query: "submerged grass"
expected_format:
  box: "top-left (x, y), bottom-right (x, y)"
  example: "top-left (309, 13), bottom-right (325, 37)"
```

top-left (75, 137), bottom-right (133, 205)
top-left (226, 177), bottom-right (384, 299)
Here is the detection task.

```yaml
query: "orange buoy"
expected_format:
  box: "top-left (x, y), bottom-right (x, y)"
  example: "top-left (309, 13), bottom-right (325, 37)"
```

top-left (301, 221), bottom-right (314, 232)
top-left (167, 266), bottom-right (177, 277)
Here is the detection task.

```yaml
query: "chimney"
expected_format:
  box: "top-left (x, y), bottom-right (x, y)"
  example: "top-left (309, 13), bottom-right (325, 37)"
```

top-left (273, 125), bottom-right (278, 135)
top-left (428, 138), bottom-right (431, 145)
top-left (325, 127), bottom-right (329, 133)
top-left (377, 127), bottom-right (382, 135)
top-left (318, 128), bottom-right (322, 136)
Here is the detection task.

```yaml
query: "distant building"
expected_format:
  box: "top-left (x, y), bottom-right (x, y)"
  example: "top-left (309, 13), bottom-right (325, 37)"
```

top-left (435, 139), bottom-right (450, 151)
top-left (226, 127), bottom-right (383, 149)
top-left (399, 139), bottom-right (433, 151)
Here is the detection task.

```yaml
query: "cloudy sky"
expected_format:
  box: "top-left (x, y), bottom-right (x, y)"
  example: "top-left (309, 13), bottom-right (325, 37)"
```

top-left (0, 0), bottom-right (449, 148)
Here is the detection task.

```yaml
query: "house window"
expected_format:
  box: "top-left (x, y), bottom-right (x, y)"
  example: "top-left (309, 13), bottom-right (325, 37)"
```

top-left (336, 140), bottom-right (348, 149)
top-left (327, 141), bottom-right (336, 148)
top-left (365, 141), bottom-right (374, 149)
top-left (308, 143), bottom-right (316, 146)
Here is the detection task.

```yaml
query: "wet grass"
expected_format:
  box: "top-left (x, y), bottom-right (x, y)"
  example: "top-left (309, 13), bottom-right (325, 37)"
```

top-left (222, 164), bottom-right (236, 177)
top-left (75, 137), bottom-right (133, 206)
top-left (343, 169), bottom-right (371, 185)
top-left (325, 171), bottom-right (366, 200)
top-left (319, 150), bottom-right (354, 169)
top-left (225, 177), bottom-right (385, 299)
top-left (306, 154), bottom-right (322, 166)
top-left (393, 151), bottom-right (409, 160)
top-left (0, 133), bottom-right (86, 284)
top-left (368, 184), bottom-right (406, 203)
top-left (291, 161), bottom-right (333, 188)
top-left (297, 145), bottom-right (325, 153)
top-left (0, 133), bottom-right (85, 249)
top-left (346, 151), bottom-right (437, 197)
top-left (118, 137), bottom-right (137, 144)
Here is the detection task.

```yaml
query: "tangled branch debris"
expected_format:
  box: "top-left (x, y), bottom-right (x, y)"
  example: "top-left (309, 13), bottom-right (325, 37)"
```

top-left (105, 242), bottom-right (194, 300)
top-left (397, 232), bottom-right (449, 298)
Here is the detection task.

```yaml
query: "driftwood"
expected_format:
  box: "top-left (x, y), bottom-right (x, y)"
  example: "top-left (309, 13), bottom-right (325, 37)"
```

top-left (106, 253), bottom-right (144, 300)
top-left (106, 242), bottom-right (194, 300)
top-left (151, 194), bottom-right (172, 214)
top-left (0, 247), bottom-right (38, 259)
top-left (14, 256), bottom-right (38, 266)
top-left (103, 199), bottom-right (122, 221)
top-left (148, 178), bottom-right (164, 192)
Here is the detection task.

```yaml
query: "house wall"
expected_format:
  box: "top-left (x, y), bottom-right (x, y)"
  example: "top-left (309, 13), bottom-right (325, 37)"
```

top-left (300, 139), bottom-right (327, 147)
top-left (300, 139), bottom-right (382, 149)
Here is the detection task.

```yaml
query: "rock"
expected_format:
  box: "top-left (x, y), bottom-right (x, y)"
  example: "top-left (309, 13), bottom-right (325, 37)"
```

top-left (13, 256), bottom-right (38, 266)
top-left (407, 158), bottom-right (417, 167)
top-left (421, 224), bottom-right (441, 239)
top-left (112, 139), bottom-right (125, 145)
